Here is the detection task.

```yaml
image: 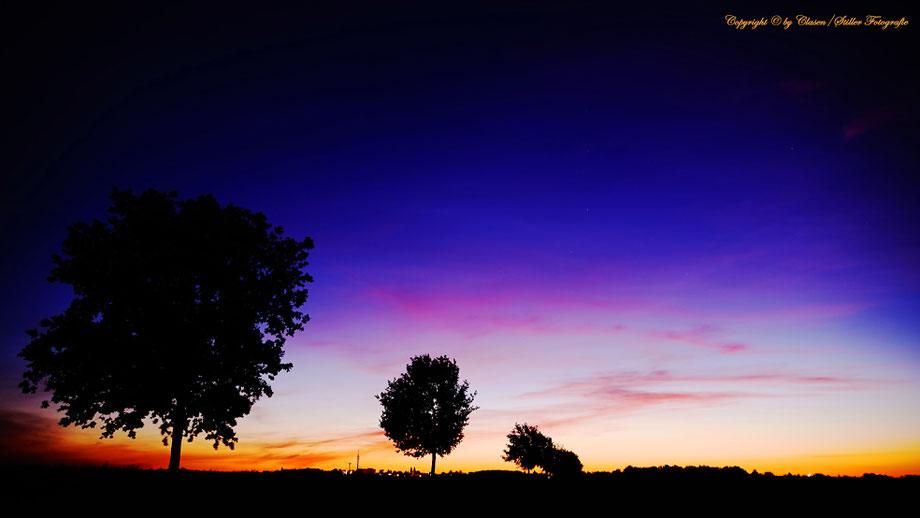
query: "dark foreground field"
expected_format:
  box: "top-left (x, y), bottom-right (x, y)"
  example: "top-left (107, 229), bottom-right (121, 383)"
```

top-left (4, 465), bottom-right (916, 512)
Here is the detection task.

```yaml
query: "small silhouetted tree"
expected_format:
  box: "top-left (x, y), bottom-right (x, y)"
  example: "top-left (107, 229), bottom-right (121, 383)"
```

top-left (546, 447), bottom-right (583, 477)
top-left (502, 423), bottom-right (554, 473)
top-left (376, 354), bottom-right (477, 475)
top-left (18, 188), bottom-right (313, 470)
top-left (502, 423), bottom-right (583, 477)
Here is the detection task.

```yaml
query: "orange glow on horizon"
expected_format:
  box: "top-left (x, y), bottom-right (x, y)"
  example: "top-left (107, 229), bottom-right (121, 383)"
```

top-left (4, 411), bottom-right (917, 477)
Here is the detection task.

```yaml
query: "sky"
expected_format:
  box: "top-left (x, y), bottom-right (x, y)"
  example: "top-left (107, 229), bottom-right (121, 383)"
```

top-left (1, 2), bottom-right (918, 476)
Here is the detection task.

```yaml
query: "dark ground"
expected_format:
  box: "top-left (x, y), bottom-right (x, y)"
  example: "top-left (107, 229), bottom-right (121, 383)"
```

top-left (3, 465), bottom-right (915, 512)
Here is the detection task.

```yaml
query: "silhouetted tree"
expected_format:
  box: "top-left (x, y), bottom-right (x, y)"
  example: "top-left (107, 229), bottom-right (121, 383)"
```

top-left (502, 423), bottom-right (554, 473)
top-left (376, 355), bottom-right (477, 475)
top-left (18, 188), bottom-right (313, 470)
top-left (502, 423), bottom-right (583, 477)
top-left (546, 447), bottom-right (583, 477)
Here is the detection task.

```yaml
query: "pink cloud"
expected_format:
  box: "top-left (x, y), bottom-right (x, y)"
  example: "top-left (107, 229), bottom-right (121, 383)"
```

top-left (843, 104), bottom-right (911, 139)
top-left (501, 391), bottom-right (757, 431)
top-left (588, 386), bottom-right (743, 403)
top-left (507, 367), bottom-right (879, 430)
top-left (359, 286), bottom-right (635, 337)
top-left (520, 368), bottom-right (873, 401)
top-left (658, 302), bottom-right (868, 324)
top-left (653, 324), bottom-right (750, 353)
top-left (358, 281), bottom-right (866, 332)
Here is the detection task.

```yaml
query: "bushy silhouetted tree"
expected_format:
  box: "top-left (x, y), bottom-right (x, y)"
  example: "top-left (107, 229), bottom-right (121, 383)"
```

top-left (502, 423), bottom-right (583, 477)
top-left (18, 188), bottom-right (313, 470)
top-left (546, 447), bottom-right (583, 477)
top-left (377, 355), bottom-right (477, 475)
top-left (502, 423), bottom-right (554, 473)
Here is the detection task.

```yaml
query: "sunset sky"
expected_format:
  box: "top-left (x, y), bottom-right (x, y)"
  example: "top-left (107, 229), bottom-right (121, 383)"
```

top-left (2, 3), bottom-right (918, 476)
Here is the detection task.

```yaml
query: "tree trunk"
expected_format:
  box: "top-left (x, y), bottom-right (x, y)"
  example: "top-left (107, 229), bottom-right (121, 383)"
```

top-left (430, 452), bottom-right (436, 475)
top-left (168, 405), bottom-right (185, 471)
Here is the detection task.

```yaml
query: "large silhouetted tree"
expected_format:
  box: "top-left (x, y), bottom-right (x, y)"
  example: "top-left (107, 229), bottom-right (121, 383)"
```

top-left (376, 354), bottom-right (477, 475)
top-left (18, 188), bottom-right (313, 470)
top-left (502, 423), bottom-right (554, 473)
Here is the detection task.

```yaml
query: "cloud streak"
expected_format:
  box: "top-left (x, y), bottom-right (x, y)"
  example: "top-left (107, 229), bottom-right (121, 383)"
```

top-left (652, 324), bottom-right (750, 353)
top-left (508, 367), bottom-right (878, 431)
top-left (521, 368), bottom-right (876, 398)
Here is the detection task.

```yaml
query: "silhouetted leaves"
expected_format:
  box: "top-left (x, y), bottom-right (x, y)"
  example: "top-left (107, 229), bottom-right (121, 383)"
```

top-left (546, 447), bottom-right (583, 477)
top-left (18, 188), bottom-right (313, 469)
top-left (376, 355), bottom-right (477, 474)
top-left (502, 423), bottom-right (554, 473)
top-left (502, 423), bottom-right (582, 477)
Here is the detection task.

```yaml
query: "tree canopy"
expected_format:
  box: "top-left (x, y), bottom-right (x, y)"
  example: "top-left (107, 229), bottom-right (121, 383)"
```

top-left (502, 423), bottom-right (555, 473)
top-left (503, 422), bottom-right (583, 477)
top-left (18, 188), bottom-right (313, 469)
top-left (376, 354), bottom-right (477, 475)
top-left (546, 447), bottom-right (583, 477)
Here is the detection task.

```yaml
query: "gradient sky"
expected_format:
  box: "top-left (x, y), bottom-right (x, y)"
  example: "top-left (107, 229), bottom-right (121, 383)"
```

top-left (2, 3), bottom-right (918, 476)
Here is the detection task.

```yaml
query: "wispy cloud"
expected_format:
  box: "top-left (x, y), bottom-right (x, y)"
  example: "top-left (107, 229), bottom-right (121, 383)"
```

top-left (652, 324), bottom-right (749, 353)
top-left (522, 368), bottom-right (876, 398)
top-left (507, 367), bottom-right (878, 431)
top-left (359, 286), bottom-right (635, 338)
top-left (0, 409), bottom-right (157, 467)
top-left (357, 282), bottom-right (866, 334)
top-left (0, 408), bottom-right (394, 471)
top-left (843, 104), bottom-right (911, 139)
